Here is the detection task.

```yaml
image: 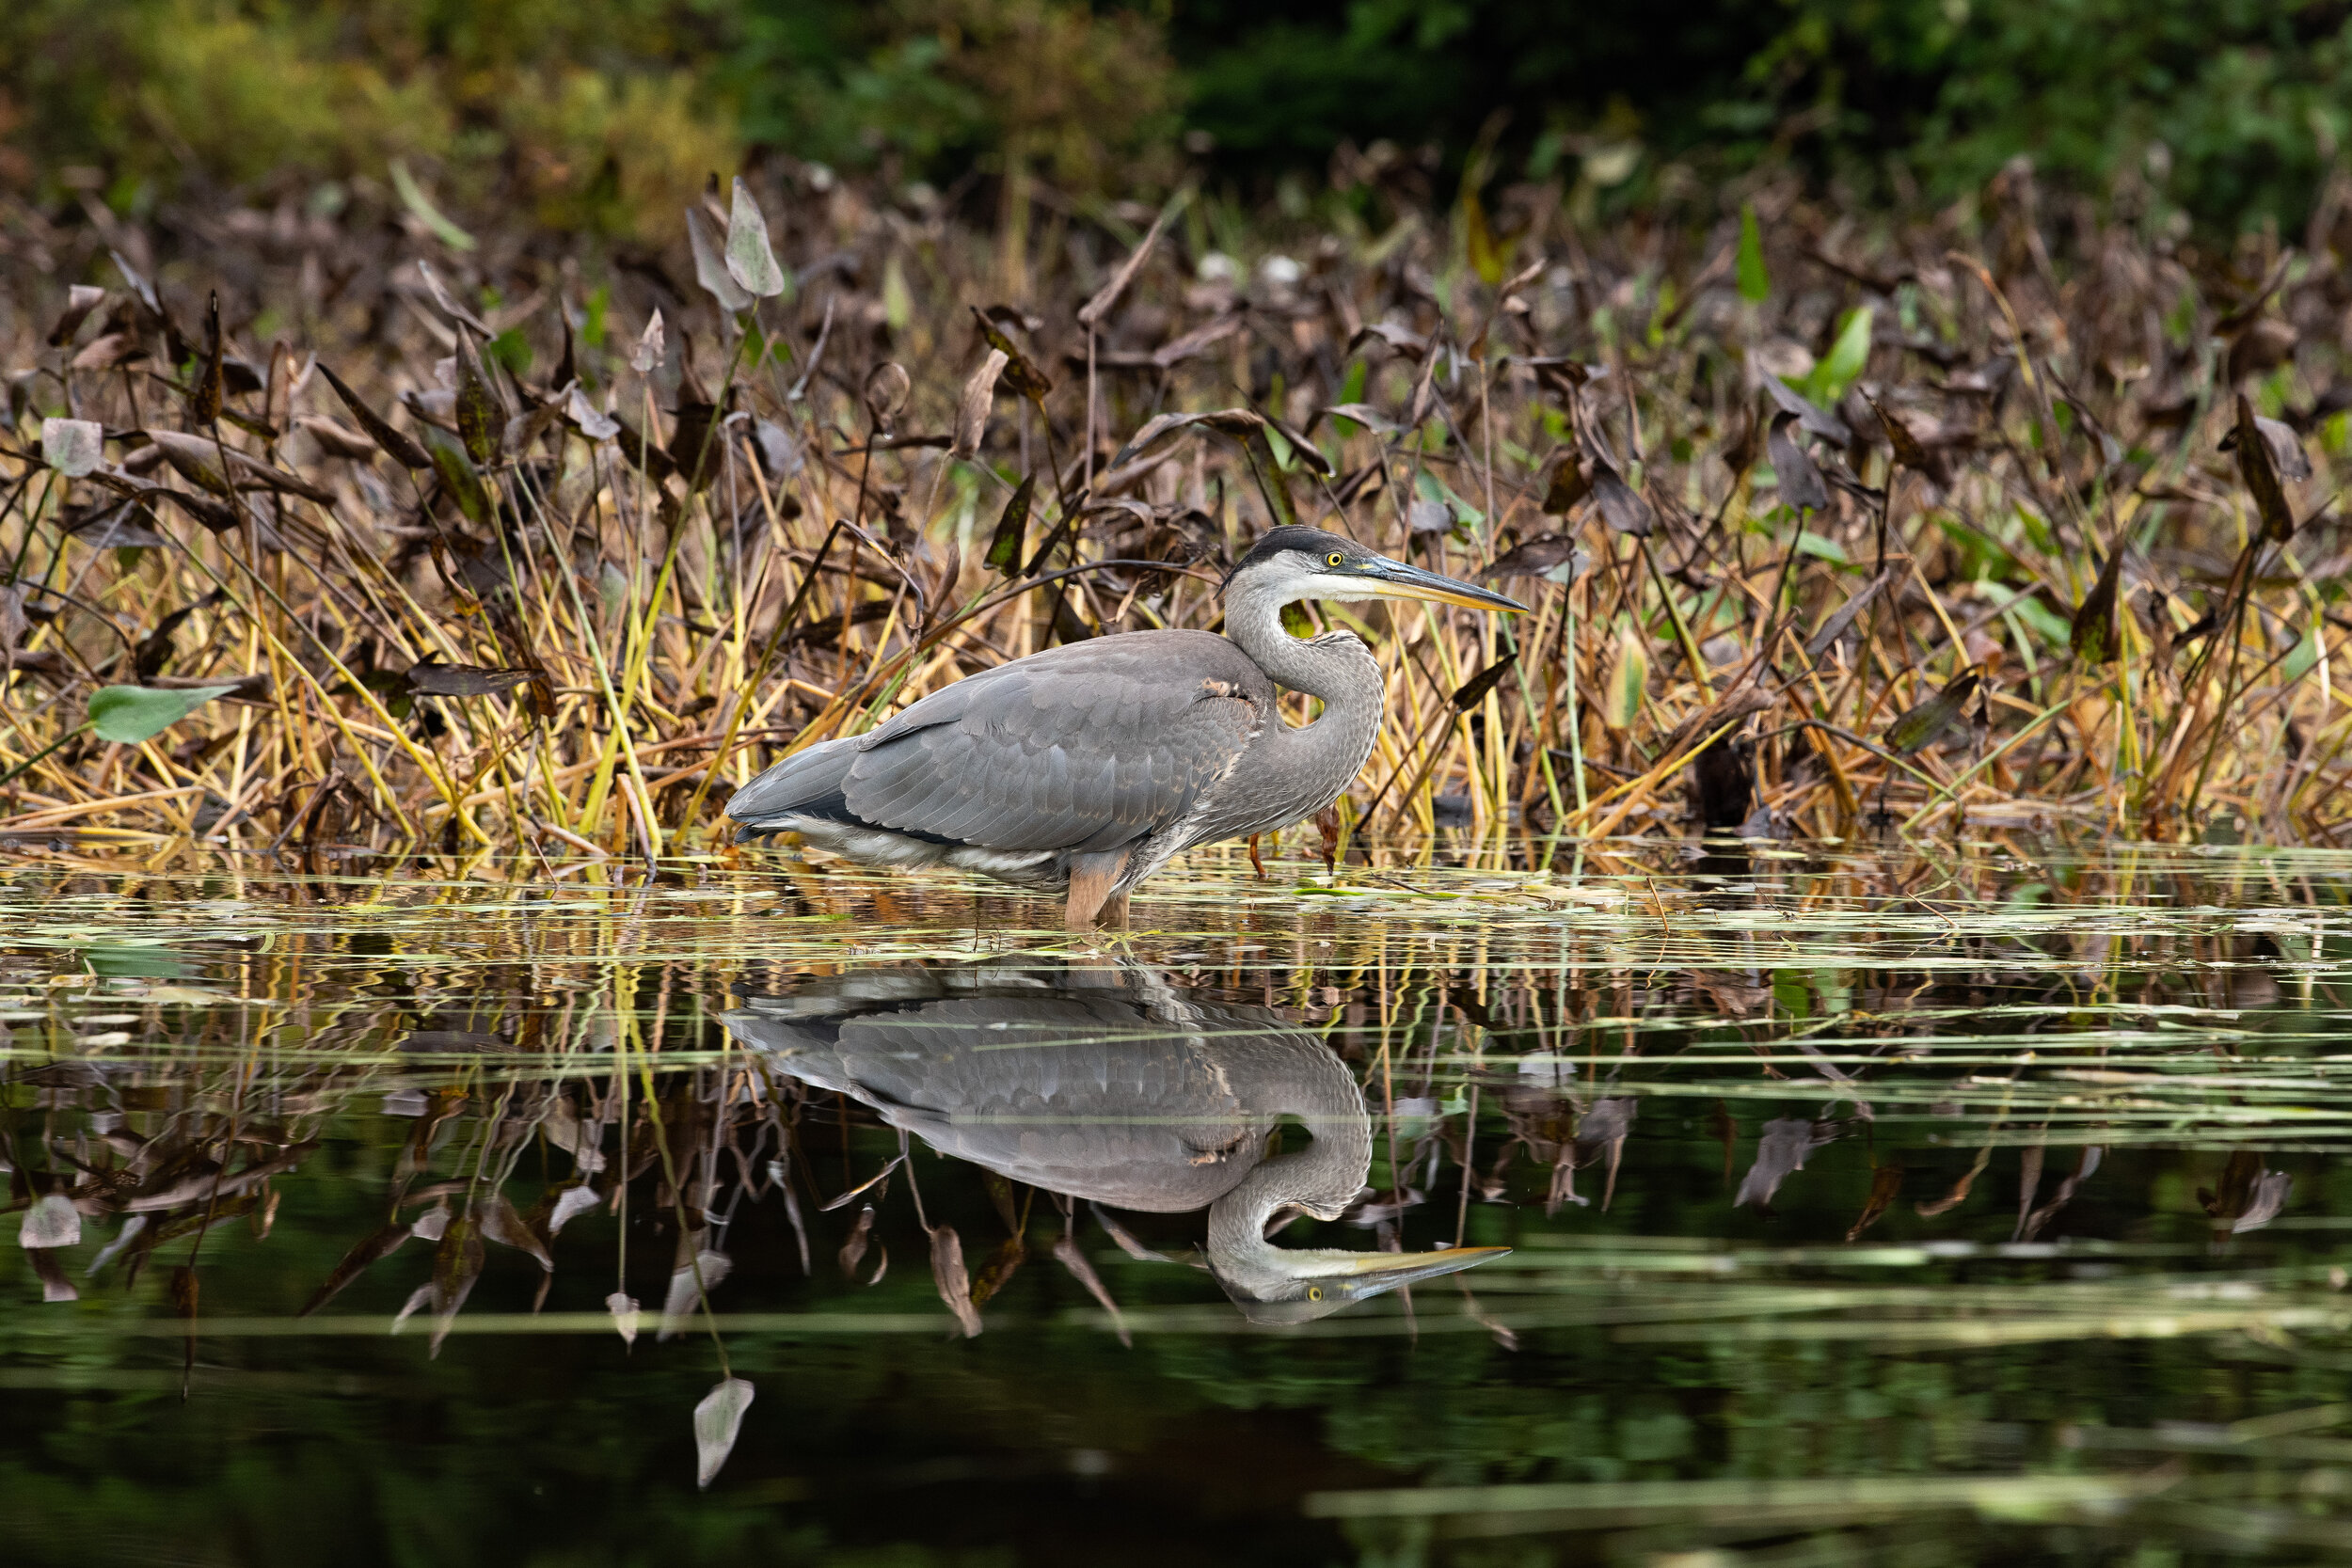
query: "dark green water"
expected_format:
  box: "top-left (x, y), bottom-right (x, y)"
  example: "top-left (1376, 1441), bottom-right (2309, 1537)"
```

top-left (8, 840), bottom-right (2352, 1565)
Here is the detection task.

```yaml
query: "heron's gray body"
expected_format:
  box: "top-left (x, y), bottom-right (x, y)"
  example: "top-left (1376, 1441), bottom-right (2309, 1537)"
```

top-left (722, 966), bottom-right (1364, 1213)
top-left (722, 962), bottom-right (1500, 1319)
top-left (724, 527), bottom-right (1518, 926)
top-left (726, 624), bottom-right (1378, 899)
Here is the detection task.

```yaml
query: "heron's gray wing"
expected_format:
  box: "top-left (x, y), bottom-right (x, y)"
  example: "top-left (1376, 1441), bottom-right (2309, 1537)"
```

top-left (842, 630), bottom-right (1269, 852)
top-left (790, 996), bottom-right (1267, 1211)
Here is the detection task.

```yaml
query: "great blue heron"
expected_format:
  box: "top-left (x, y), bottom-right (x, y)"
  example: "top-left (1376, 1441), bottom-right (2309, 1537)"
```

top-left (721, 960), bottom-right (1506, 1324)
top-left (726, 526), bottom-right (1524, 927)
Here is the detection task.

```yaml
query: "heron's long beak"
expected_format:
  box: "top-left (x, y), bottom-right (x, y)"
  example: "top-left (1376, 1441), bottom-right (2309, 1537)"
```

top-left (1358, 558), bottom-right (1527, 613)
top-left (1327, 1243), bottom-right (1512, 1288)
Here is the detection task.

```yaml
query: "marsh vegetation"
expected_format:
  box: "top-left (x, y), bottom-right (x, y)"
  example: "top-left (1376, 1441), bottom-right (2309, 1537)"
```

top-left (7, 153), bottom-right (2352, 868)
top-left (7, 844), bottom-right (2352, 1561)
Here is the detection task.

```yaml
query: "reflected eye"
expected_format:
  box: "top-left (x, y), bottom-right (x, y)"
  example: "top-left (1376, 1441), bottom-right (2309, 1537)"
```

top-left (1327, 552), bottom-right (1344, 567)
top-left (1306, 1285), bottom-right (1323, 1301)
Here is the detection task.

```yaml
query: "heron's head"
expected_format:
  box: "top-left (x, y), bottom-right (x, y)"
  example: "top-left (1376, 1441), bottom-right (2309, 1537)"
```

top-left (1212, 1241), bottom-right (1511, 1326)
top-left (1226, 526), bottom-right (1525, 615)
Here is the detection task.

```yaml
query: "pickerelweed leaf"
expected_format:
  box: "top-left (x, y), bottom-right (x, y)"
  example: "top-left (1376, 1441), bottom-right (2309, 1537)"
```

top-left (48, 284), bottom-right (107, 347)
top-left (687, 206), bottom-right (755, 312)
top-left (320, 364), bottom-right (432, 469)
top-left (1735, 1117), bottom-right (1836, 1208)
top-left (1766, 412), bottom-right (1830, 514)
top-left (1540, 454), bottom-right (1591, 515)
top-left (426, 1214), bottom-right (485, 1357)
top-left (1486, 532), bottom-right (1587, 583)
top-left (970, 308), bottom-right (1051, 404)
top-left (142, 430), bottom-right (234, 498)
top-left (725, 178), bottom-right (788, 300)
top-left (606, 1291), bottom-right (640, 1348)
top-left (144, 430), bottom-right (334, 505)
top-left (1106, 407), bottom-right (1265, 473)
top-left (1407, 497), bottom-right (1454, 535)
top-left (1589, 461), bottom-right (1654, 536)
top-left (20, 1193), bottom-right (81, 1249)
top-left (40, 417), bottom-right (102, 479)
top-left (1315, 402), bottom-right (1401, 436)
top-left (2233, 393), bottom-right (2296, 543)
top-left (1603, 625), bottom-right (1648, 731)
top-left (2071, 546), bottom-right (2125, 664)
top-left (453, 331), bottom-right (502, 467)
top-left (192, 291), bottom-right (225, 427)
top-left (1453, 646), bottom-right (1518, 712)
top-left (631, 309), bottom-right (665, 377)
top-left (966, 1234), bottom-right (1025, 1308)
top-left (480, 1193), bottom-right (552, 1272)
top-left (1883, 668), bottom-right (1982, 757)
top-left (1762, 374), bottom-right (1851, 443)
top-left (548, 1185), bottom-right (601, 1235)
top-left (295, 1221), bottom-right (412, 1317)
top-left (423, 427), bottom-right (493, 529)
top-left (659, 1248), bottom-right (732, 1340)
top-left (929, 1224), bottom-right (983, 1338)
top-left (87, 683), bottom-right (239, 744)
top-left (954, 350), bottom-right (1008, 458)
top-left (1865, 391), bottom-right (1931, 469)
top-left (562, 383), bottom-right (619, 443)
top-left (405, 661), bottom-right (533, 697)
top-left (864, 361), bottom-right (912, 431)
top-left (413, 261), bottom-right (491, 335)
top-left (693, 1377), bottom-right (755, 1490)
top-left (1802, 306), bottom-right (1875, 406)
top-left (1804, 569), bottom-right (1895, 659)
top-left (985, 474), bottom-right (1036, 573)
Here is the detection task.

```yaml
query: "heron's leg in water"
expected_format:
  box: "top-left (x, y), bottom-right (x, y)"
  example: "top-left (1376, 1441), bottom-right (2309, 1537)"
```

top-left (1097, 890), bottom-right (1131, 929)
top-left (1064, 848), bottom-right (1132, 929)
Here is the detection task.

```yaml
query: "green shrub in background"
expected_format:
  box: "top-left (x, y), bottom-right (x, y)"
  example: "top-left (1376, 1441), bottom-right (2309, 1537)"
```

top-left (1737, 0), bottom-right (2352, 231)
top-left (2, 0), bottom-right (2347, 236)
top-left (0, 0), bottom-right (738, 237)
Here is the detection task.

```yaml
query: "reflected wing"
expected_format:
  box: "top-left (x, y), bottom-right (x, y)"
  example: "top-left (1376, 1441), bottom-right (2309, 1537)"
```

top-left (841, 630), bottom-right (1267, 852)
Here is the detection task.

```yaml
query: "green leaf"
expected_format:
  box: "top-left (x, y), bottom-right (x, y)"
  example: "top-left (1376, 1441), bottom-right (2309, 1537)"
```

top-left (725, 178), bottom-right (789, 301)
top-left (87, 684), bottom-right (239, 744)
top-left (2070, 547), bottom-right (2124, 664)
top-left (1883, 669), bottom-right (1980, 757)
top-left (1802, 307), bottom-right (1874, 405)
top-left (424, 428), bottom-right (493, 529)
top-left (1602, 624), bottom-right (1648, 731)
top-left (983, 474), bottom-right (1035, 573)
top-left (2286, 618), bottom-right (2325, 683)
top-left (882, 255), bottom-right (913, 334)
top-left (685, 207), bottom-right (754, 313)
top-left (387, 158), bottom-right (476, 252)
top-left (1736, 203), bottom-right (1769, 304)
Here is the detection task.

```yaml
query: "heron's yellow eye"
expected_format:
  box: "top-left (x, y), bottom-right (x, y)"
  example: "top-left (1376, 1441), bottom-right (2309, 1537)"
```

top-left (1327, 552), bottom-right (1343, 567)
top-left (1307, 1285), bottom-right (1323, 1301)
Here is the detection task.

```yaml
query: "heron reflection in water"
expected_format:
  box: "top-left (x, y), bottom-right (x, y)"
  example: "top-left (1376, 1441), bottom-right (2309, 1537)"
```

top-left (727, 526), bottom-right (1523, 927)
top-left (721, 960), bottom-right (1506, 1323)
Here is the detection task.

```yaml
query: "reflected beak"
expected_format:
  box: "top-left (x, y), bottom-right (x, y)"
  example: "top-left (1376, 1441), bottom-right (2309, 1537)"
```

top-left (1356, 558), bottom-right (1527, 613)
top-left (1331, 1243), bottom-right (1512, 1289)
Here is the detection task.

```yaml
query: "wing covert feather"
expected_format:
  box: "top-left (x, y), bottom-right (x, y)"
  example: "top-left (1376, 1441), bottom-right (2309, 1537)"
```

top-left (842, 632), bottom-right (1266, 852)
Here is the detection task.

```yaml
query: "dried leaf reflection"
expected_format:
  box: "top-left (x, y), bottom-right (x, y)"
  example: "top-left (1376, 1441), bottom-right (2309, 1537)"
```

top-left (3, 847), bottom-right (2352, 1550)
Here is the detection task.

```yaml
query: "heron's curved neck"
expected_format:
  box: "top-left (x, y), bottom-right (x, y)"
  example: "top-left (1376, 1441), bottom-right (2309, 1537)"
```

top-left (1202, 1042), bottom-right (1373, 1275)
top-left (1224, 576), bottom-right (1379, 709)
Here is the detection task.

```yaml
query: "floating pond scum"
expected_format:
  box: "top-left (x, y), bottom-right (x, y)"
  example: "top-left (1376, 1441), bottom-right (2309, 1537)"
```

top-left (8, 840), bottom-right (2352, 1562)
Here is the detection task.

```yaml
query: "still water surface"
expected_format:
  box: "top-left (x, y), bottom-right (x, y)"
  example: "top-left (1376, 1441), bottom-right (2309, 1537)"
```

top-left (7, 840), bottom-right (2352, 1564)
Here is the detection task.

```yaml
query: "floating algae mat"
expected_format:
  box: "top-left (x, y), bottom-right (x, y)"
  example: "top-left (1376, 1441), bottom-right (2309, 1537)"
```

top-left (8, 840), bottom-right (2352, 1564)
